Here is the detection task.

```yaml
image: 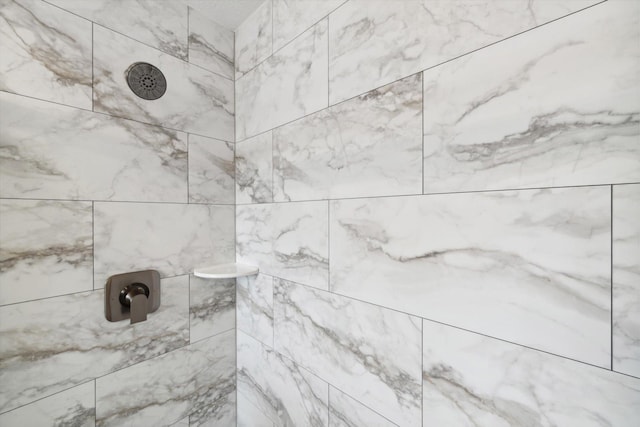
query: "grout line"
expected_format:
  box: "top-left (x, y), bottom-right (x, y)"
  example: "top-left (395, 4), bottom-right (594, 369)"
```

top-left (327, 385), bottom-right (331, 425)
top-left (94, 379), bottom-right (97, 426)
top-left (91, 23), bottom-right (94, 112)
top-left (187, 6), bottom-right (190, 63)
top-left (188, 275), bottom-right (192, 344)
top-left (0, 379), bottom-right (96, 417)
top-left (270, 131), bottom-right (275, 202)
top-left (421, 318), bottom-right (424, 427)
top-left (610, 184), bottom-right (614, 371)
top-left (327, 201), bottom-right (331, 292)
top-left (0, 89), bottom-right (94, 113)
top-left (187, 134), bottom-right (191, 203)
top-left (327, 14), bottom-right (330, 106)
top-left (92, 201), bottom-right (95, 290)
top-left (421, 72), bottom-right (424, 194)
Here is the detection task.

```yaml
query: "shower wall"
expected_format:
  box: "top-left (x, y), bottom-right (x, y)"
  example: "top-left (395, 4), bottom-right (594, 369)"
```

top-left (234, 0), bottom-right (640, 426)
top-left (0, 0), bottom-right (236, 425)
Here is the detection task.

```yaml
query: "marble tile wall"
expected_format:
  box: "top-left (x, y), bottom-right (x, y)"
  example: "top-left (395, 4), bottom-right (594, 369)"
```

top-left (235, 0), bottom-right (640, 425)
top-left (0, 1), bottom-right (236, 425)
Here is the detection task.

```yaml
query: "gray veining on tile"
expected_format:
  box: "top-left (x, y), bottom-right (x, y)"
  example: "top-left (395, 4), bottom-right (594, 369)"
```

top-left (237, 201), bottom-right (328, 289)
top-left (190, 275), bottom-right (235, 343)
top-left (236, 131), bottom-right (273, 204)
top-left (422, 0), bottom-right (640, 193)
top-left (237, 273), bottom-right (274, 346)
top-left (422, 320), bottom-right (640, 426)
top-left (235, 0), bottom-right (272, 78)
top-left (613, 183), bottom-right (640, 378)
top-left (274, 279), bottom-right (422, 426)
top-left (329, 386), bottom-right (397, 427)
top-left (0, 91), bottom-right (188, 202)
top-left (96, 330), bottom-right (235, 427)
top-left (172, 417), bottom-right (189, 427)
top-left (94, 202), bottom-right (234, 286)
top-left (274, 74), bottom-right (422, 201)
top-left (0, 275), bottom-right (189, 413)
top-left (329, 0), bottom-right (599, 104)
top-left (0, 381), bottom-right (95, 426)
top-left (238, 331), bottom-right (329, 426)
top-left (236, 19), bottom-right (328, 141)
top-left (0, 0), bottom-right (92, 109)
top-left (188, 134), bottom-right (235, 204)
top-left (188, 10), bottom-right (234, 79)
top-left (331, 187), bottom-right (611, 368)
top-left (47, 0), bottom-right (189, 60)
top-left (272, 0), bottom-right (345, 51)
top-left (238, 393), bottom-right (274, 427)
top-left (93, 25), bottom-right (234, 141)
top-left (0, 199), bottom-right (92, 306)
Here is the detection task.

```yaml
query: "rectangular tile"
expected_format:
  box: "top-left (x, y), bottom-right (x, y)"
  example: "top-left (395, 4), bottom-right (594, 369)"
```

top-left (0, 275), bottom-right (189, 413)
top-left (93, 25), bottom-right (234, 141)
top-left (329, 0), bottom-right (598, 104)
top-left (190, 275), bottom-right (235, 343)
top-left (237, 273), bottom-right (274, 346)
top-left (236, 131), bottom-right (273, 204)
top-left (188, 135), bottom-right (234, 204)
top-left (235, 0), bottom-right (272, 78)
top-left (238, 393), bottom-right (274, 427)
top-left (238, 331), bottom-right (329, 426)
top-left (188, 10), bottom-right (234, 79)
top-left (329, 386), bottom-right (396, 427)
top-left (0, 381), bottom-right (94, 427)
top-left (237, 201), bottom-right (328, 289)
top-left (273, 0), bottom-right (345, 51)
top-left (274, 279), bottom-right (422, 426)
top-left (0, 199), bottom-right (92, 305)
top-left (422, 320), bottom-right (640, 426)
top-left (422, 0), bottom-right (640, 193)
top-left (0, 0), bottom-right (92, 109)
top-left (613, 183), bottom-right (640, 378)
top-left (330, 187), bottom-right (611, 367)
top-left (236, 20), bottom-right (328, 141)
top-left (48, 0), bottom-right (189, 59)
top-left (0, 91), bottom-right (188, 202)
top-left (274, 74), bottom-right (422, 201)
top-left (96, 330), bottom-right (235, 427)
top-left (94, 202), bottom-right (234, 286)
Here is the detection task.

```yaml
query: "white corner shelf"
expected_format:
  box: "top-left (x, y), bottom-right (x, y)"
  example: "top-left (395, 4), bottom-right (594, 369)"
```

top-left (193, 263), bottom-right (259, 279)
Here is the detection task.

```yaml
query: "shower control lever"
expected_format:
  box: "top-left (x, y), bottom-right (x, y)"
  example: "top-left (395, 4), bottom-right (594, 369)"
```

top-left (119, 283), bottom-right (149, 324)
top-left (105, 270), bottom-right (160, 324)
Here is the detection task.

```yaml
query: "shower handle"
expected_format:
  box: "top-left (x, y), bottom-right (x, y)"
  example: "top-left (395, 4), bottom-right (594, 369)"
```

top-left (119, 283), bottom-right (150, 324)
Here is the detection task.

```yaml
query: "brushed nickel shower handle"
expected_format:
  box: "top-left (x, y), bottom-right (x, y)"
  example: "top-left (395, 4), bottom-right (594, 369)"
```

top-left (119, 283), bottom-right (149, 324)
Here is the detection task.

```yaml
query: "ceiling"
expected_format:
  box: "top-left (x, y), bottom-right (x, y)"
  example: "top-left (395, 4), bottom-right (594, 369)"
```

top-left (186, 0), bottom-right (266, 31)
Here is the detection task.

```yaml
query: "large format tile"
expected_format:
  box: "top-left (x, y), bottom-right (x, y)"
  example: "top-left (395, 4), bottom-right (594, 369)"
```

top-left (238, 393), bottom-right (274, 427)
top-left (0, 381), bottom-right (94, 426)
top-left (0, 199), bottom-right (92, 306)
top-left (613, 184), bottom-right (640, 378)
top-left (188, 135), bottom-right (234, 204)
top-left (48, 0), bottom-right (189, 59)
top-left (329, 0), bottom-right (598, 104)
top-left (237, 274), bottom-right (274, 346)
top-left (274, 279), bottom-right (422, 426)
top-left (188, 10), bottom-right (234, 79)
top-left (272, 0), bottom-right (345, 51)
top-left (96, 330), bottom-right (235, 427)
top-left (93, 25), bottom-right (234, 141)
top-left (331, 187), bottom-right (611, 367)
top-left (422, 321), bottom-right (640, 426)
top-left (0, 275), bottom-right (189, 413)
top-left (235, 0), bottom-right (272, 78)
top-left (238, 331), bottom-right (329, 426)
top-left (274, 74), bottom-right (422, 201)
top-left (236, 20), bottom-right (328, 141)
top-left (236, 131), bottom-right (273, 204)
top-left (329, 386), bottom-right (396, 427)
top-left (422, 0), bottom-right (640, 193)
top-left (237, 201), bottom-right (328, 289)
top-left (0, 0), bottom-right (92, 109)
top-left (94, 202), bottom-right (234, 286)
top-left (0, 91), bottom-right (188, 202)
top-left (190, 275), bottom-right (235, 343)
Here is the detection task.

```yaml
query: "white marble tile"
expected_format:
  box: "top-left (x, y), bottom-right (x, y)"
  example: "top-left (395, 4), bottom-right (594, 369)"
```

top-left (272, 0), bottom-right (345, 51)
top-left (237, 274), bottom-right (274, 346)
top-left (172, 417), bottom-right (189, 427)
top-left (274, 279), bottom-right (422, 426)
top-left (0, 199), bottom-right (92, 306)
top-left (235, 0), bottom-right (272, 78)
top-left (93, 25), bottom-right (234, 141)
top-left (190, 275), bottom-right (235, 343)
top-left (613, 184), bottom-right (640, 378)
top-left (188, 10), bottom-right (234, 79)
top-left (0, 91), bottom-right (188, 202)
top-left (274, 74), bottom-right (422, 201)
top-left (0, 275), bottom-right (189, 413)
top-left (238, 393), bottom-right (274, 427)
top-left (329, 0), bottom-right (599, 104)
top-left (94, 202), bottom-right (234, 286)
top-left (422, 0), bottom-right (640, 194)
top-left (96, 330), bottom-right (235, 427)
top-left (236, 20), bottom-right (328, 141)
top-left (48, 0), bottom-right (189, 60)
top-left (237, 201), bottom-right (328, 289)
top-left (0, 0), bottom-right (92, 109)
top-left (188, 135), bottom-right (235, 204)
top-left (422, 320), bottom-right (640, 426)
top-left (329, 386), bottom-right (397, 427)
top-left (236, 131), bottom-right (273, 204)
top-left (238, 331), bottom-right (329, 426)
top-left (331, 187), bottom-right (611, 368)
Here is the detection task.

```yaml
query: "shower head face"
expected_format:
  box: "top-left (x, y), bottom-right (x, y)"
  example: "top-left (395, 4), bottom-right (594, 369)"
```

top-left (126, 62), bottom-right (167, 100)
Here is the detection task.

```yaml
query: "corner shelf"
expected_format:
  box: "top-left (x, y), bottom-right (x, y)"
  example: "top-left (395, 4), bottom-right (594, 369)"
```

top-left (193, 263), bottom-right (259, 279)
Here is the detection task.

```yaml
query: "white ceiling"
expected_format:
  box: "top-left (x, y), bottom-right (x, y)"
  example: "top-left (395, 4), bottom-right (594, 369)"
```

top-left (187, 0), bottom-right (266, 31)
